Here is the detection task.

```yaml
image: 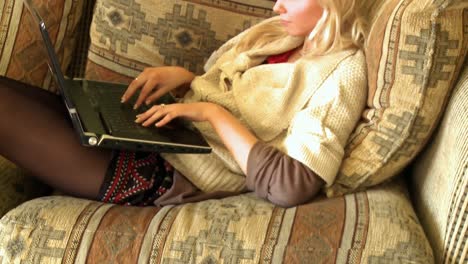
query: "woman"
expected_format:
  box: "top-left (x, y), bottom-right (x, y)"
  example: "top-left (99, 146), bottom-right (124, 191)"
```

top-left (0, 0), bottom-right (368, 207)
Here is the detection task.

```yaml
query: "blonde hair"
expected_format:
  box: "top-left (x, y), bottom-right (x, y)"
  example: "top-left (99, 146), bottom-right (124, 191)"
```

top-left (235, 0), bottom-right (368, 56)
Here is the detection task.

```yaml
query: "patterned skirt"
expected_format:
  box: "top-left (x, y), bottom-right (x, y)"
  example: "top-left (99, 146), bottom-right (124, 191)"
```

top-left (97, 150), bottom-right (174, 206)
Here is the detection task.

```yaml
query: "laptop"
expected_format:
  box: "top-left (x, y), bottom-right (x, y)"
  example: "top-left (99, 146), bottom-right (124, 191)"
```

top-left (24, 1), bottom-right (211, 153)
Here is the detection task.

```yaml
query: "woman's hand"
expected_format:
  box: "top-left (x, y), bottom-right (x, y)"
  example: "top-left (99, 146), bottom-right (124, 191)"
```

top-left (121, 66), bottom-right (195, 109)
top-left (135, 102), bottom-right (217, 127)
top-left (137, 102), bottom-right (259, 174)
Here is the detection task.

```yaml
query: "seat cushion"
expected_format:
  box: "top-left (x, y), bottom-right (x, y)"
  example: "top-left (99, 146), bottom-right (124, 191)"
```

top-left (0, 179), bottom-right (433, 263)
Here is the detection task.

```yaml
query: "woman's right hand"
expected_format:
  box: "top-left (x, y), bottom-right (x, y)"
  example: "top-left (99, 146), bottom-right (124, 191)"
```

top-left (121, 66), bottom-right (195, 109)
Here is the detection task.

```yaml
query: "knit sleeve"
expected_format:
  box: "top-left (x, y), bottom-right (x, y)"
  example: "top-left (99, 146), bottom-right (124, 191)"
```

top-left (284, 51), bottom-right (367, 186)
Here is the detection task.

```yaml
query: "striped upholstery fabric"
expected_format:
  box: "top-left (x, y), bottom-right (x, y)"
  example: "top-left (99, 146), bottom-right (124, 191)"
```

top-left (411, 67), bottom-right (468, 264)
top-left (0, 0), bottom-right (85, 92)
top-left (0, 179), bottom-right (433, 263)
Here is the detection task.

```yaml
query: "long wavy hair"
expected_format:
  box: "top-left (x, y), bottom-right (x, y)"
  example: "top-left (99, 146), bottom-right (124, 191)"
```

top-left (235, 0), bottom-right (368, 56)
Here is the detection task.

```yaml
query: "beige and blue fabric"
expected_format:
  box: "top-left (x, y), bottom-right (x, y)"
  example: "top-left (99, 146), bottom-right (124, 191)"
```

top-left (84, 0), bottom-right (275, 83)
top-left (0, 179), bottom-right (433, 263)
top-left (0, 0), bottom-right (85, 91)
top-left (411, 67), bottom-right (468, 264)
top-left (327, 0), bottom-right (467, 196)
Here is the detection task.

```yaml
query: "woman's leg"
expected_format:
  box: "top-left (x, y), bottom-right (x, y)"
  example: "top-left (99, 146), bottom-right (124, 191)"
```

top-left (0, 76), bottom-right (112, 199)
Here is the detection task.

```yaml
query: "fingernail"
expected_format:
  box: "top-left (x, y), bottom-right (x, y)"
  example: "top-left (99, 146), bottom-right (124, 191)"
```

top-left (121, 97), bottom-right (125, 102)
top-left (145, 100), bottom-right (150, 105)
top-left (133, 104), bottom-right (138, 110)
top-left (134, 118), bottom-right (140, 123)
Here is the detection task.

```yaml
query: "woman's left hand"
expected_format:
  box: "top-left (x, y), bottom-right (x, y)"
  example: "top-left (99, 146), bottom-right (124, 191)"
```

top-left (135, 102), bottom-right (217, 127)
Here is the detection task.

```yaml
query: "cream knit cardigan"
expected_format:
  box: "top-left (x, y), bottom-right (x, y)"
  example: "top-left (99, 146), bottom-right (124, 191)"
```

top-left (161, 18), bottom-right (367, 193)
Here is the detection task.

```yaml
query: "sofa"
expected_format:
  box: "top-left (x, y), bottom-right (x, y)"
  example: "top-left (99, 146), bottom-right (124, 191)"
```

top-left (0, 0), bottom-right (466, 263)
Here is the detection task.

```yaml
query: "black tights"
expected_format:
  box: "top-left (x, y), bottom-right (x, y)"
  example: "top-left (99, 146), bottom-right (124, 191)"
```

top-left (0, 76), bottom-right (112, 200)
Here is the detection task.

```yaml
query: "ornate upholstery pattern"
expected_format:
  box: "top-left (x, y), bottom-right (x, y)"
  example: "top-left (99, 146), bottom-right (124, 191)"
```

top-left (0, 0), bottom-right (84, 91)
top-left (0, 180), bottom-right (433, 263)
top-left (328, 0), bottom-right (468, 196)
top-left (84, 0), bottom-right (275, 84)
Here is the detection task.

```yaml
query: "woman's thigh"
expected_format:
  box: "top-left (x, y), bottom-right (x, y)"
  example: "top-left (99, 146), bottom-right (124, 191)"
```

top-left (0, 76), bottom-right (113, 199)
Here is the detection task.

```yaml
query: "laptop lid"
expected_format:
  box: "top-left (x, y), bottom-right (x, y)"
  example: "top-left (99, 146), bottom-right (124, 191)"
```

top-left (22, 0), bottom-right (98, 148)
top-left (23, 0), bottom-right (75, 109)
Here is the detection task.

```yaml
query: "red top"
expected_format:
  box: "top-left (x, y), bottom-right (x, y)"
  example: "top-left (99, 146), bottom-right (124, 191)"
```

top-left (265, 49), bottom-right (296, 64)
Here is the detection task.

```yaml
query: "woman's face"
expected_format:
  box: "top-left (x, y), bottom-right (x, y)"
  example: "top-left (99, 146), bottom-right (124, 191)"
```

top-left (273, 0), bottom-right (324, 37)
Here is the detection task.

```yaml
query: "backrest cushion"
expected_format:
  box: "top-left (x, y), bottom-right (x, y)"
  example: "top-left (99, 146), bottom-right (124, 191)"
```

top-left (0, 0), bottom-right (85, 91)
top-left (84, 0), bottom-right (275, 83)
top-left (326, 0), bottom-right (467, 196)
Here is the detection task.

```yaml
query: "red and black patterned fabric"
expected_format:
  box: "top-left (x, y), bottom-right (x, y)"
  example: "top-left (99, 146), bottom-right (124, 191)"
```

top-left (98, 150), bottom-right (174, 206)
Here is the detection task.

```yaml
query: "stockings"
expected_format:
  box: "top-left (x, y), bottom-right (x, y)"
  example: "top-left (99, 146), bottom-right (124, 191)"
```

top-left (0, 76), bottom-right (112, 199)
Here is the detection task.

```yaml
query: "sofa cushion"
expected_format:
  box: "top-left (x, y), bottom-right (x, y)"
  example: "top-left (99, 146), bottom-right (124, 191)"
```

top-left (0, 179), bottom-right (433, 263)
top-left (84, 0), bottom-right (275, 83)
top-left (411, 66), bottom-right (467, 263)
top-left (327, 0), bottom-right (467, 196)
top-left (0, 0), bottom-right (85, 91)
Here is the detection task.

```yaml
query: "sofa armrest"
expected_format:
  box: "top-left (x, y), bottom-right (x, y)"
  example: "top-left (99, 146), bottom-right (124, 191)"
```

top-left (410, 66), bottom-right (468, 263)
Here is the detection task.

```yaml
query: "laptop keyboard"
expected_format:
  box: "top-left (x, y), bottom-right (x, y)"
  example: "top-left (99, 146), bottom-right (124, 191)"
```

top-left (93, 88), bottom-right (153, 135)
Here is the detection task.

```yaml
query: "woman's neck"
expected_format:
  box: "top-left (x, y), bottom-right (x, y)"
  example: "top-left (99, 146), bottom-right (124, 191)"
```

top-left (287, 46), bottom-right (304, 63)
